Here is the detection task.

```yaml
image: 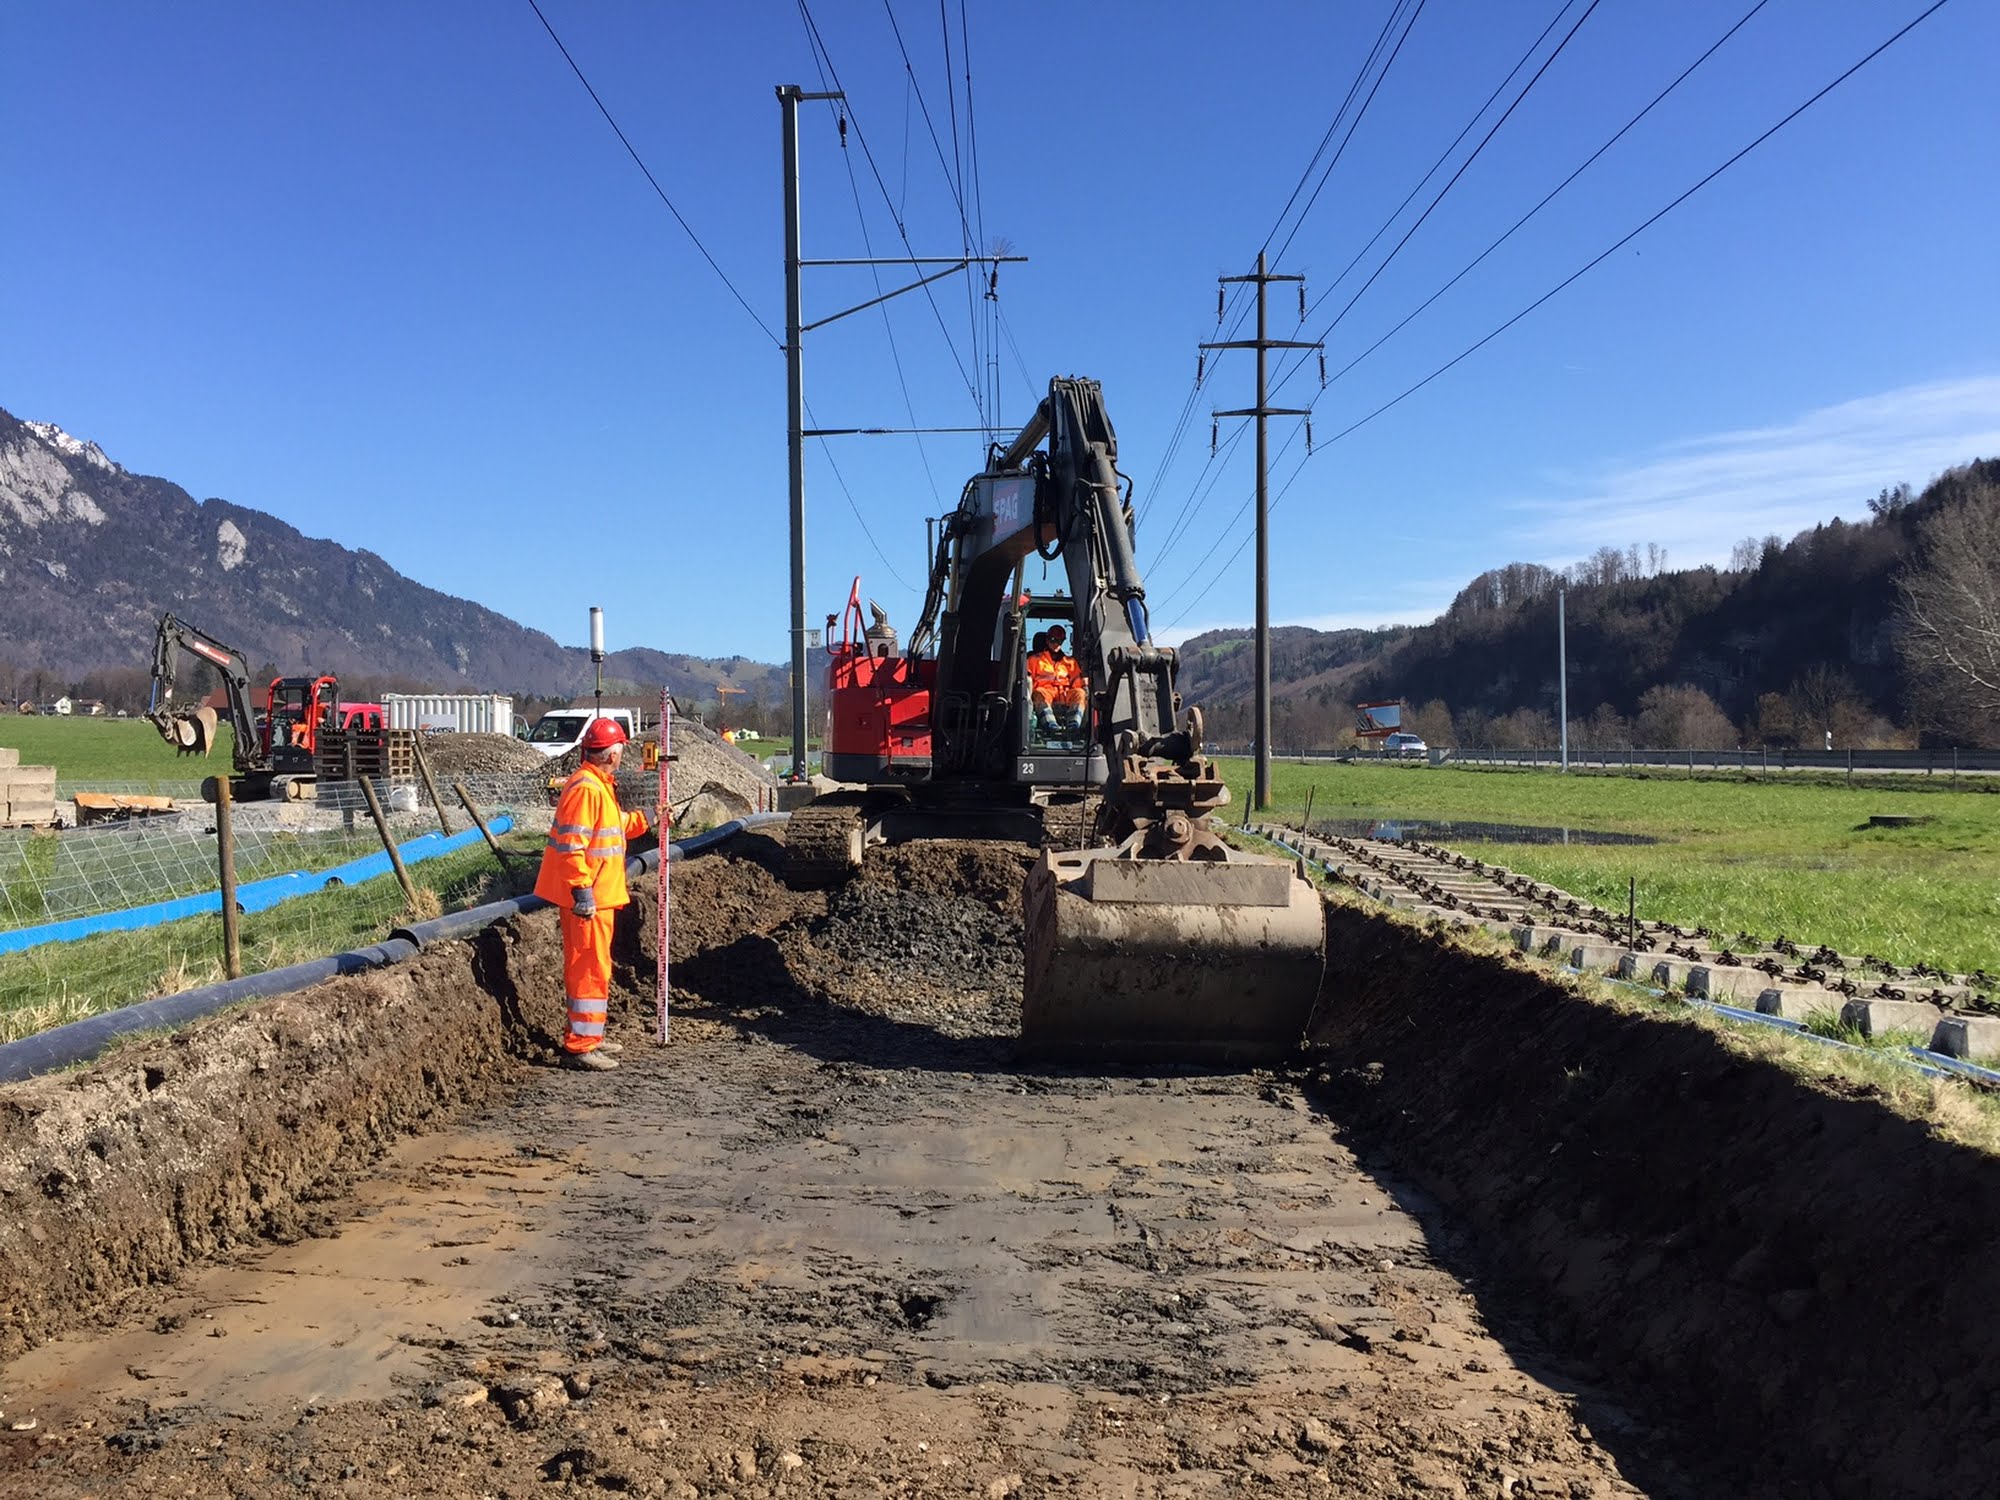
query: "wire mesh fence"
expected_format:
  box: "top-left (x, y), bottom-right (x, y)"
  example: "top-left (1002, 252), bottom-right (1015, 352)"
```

top-left (0, 776), bottom-right (550, 1045)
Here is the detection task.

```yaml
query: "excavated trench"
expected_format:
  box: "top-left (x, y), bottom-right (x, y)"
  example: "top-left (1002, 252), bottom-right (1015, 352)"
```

top-left (0, 833), bottom-right (1993, 1497)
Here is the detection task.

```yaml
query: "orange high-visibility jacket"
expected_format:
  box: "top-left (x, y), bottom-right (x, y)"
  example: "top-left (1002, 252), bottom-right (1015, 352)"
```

top-left (534, 762), bottom-right (649, 908)
top-left (1028, 650), bottom-right (1085, 708)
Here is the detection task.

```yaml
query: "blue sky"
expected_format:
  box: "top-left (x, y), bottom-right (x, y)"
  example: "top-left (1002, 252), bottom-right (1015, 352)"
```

top-left (5, 0), bottom-right (1996, 669)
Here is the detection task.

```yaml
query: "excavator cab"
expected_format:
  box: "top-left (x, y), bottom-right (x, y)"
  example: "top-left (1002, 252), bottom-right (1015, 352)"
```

top-left (261, 674), bottom-right (339, 772)
top-left (1012, 593), bottom-right (1105, 787)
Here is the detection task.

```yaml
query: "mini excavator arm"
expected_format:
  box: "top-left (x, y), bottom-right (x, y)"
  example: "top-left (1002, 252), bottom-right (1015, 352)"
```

top-left (146, 613), bottom-right (261, 771)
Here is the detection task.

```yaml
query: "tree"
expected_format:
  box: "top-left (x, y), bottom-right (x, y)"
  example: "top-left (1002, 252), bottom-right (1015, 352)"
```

top-left (1633, 684), bottom-right (1737, 749)
top-left (1404, 699), bottom-right (1455, 749)
top-left (1572, 702), bottom-right (1631, 749)
top-left (1897, 471), bottom-right (2000, 746)
top-left (1490, 707), bottom-right (1556, 748)
top-left (1784, 664), bottom-right (1871, 748)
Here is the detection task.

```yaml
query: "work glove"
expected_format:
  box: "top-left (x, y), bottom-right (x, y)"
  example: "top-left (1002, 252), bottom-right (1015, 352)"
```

top-left (571, 886), bottom-right (597, 919)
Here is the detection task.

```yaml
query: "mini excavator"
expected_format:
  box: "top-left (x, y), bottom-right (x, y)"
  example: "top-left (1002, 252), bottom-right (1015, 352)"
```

top-left (789, 377), bottom-right (1325, 1062)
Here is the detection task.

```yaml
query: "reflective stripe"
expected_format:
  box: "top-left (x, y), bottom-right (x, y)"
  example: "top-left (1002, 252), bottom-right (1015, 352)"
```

top-left (551, 821), bottom-right (593, 837)
top-left (567, 1019), bottom-right (606, 1038)
top-left (591, 824), bottom-right (624, 837)
top-left (547, 837), bottom-right (587, 853)
top-left (567, 997), bottom-right (608, 1014)
top-left (585, 847), bottom-right (624, 861)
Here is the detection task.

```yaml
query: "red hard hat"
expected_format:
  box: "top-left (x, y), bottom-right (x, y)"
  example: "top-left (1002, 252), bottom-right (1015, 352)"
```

top-left (580, 717), bottom-right (627, 751)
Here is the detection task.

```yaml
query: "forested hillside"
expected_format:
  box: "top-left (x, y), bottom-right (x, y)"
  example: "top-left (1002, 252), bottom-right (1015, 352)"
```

top-left (1184, 459), bottom-right (2000, 750)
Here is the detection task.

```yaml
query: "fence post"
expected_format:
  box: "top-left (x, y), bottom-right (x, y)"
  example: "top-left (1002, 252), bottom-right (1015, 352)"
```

top-left (1302, 785), bottom-right (1315, 834)
top-left (357, 775), bottom-right (419, 908)
top-left (1847, 749), bottom-right (1854, 788)
top-left (453, 781), bottom-right (517, 871)
top-left (215, 777), bottom-right (242, 981)
top-left (409, 733), bottom-right (453, 837)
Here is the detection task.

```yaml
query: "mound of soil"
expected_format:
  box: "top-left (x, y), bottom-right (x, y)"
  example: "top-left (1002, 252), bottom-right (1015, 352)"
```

top-left (1310, 901), bottom-right (2000, 1499)
top-left (418, 732), bottom-right (548, 779)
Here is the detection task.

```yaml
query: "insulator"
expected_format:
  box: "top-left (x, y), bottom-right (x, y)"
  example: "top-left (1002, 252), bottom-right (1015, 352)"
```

top-left (1298, 284), bottom-right (1307, 321)
top-left (1216, 286), bottom-right (1224, 323)
top-left (1210, 419), bottom-right (1218, 454)
top-left (838, 114), bottom-right (848, 147)
top-left (1318, 352), bottom-right (1327, 388)
top-left (1196, 352), bottom-right (1205, 384)
top-left (1306, 418), bottom-right (1314, 454)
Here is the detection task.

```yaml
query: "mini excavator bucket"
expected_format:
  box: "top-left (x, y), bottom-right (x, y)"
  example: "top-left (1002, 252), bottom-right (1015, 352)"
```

top-left (152, 706), bottom-right (219, 757)
top-left (1021, 845), bottom-right (1325, 1065)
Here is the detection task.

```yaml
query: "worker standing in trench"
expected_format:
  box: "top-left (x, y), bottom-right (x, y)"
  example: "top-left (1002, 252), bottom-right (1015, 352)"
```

top-left (534, 717), bottom-right (649, 1071)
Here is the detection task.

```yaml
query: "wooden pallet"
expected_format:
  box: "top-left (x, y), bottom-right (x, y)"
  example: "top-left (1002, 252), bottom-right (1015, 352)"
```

top-left (314, 727), bottom-right (417, 785)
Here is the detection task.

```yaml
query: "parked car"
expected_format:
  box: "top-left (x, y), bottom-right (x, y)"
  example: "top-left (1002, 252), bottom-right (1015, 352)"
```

top-left (1383, 732), bottom-right (1428, 759)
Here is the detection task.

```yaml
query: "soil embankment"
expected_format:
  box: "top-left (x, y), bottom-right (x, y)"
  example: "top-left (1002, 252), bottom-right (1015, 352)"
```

top-left (1312, 903), bottom-right (2000, 1498)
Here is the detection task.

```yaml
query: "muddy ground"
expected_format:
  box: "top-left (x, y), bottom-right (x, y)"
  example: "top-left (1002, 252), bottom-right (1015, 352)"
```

top-left (0, 835), bottom-right (1993, 1496)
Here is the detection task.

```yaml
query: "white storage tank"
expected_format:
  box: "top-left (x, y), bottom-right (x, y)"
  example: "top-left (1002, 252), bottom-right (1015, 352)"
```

top-left (383, 693), bottom-right (515, 737)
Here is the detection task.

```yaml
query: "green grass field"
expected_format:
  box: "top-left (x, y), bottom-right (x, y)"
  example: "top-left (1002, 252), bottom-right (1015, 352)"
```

top-left (0, 715), bottom-right (233, 788)
top-left (1217, 758), bottom-right (2000, 975)
top-left (0, 830), bottom-right (540, 1044)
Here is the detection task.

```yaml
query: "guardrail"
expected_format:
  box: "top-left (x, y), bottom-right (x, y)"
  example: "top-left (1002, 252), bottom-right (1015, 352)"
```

top-left (1442, 746), bottom-right (2000, 774)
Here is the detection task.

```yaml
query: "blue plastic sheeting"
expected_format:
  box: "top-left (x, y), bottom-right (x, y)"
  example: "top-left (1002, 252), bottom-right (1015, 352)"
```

top-left (0, 817), bottom-right (512, 957)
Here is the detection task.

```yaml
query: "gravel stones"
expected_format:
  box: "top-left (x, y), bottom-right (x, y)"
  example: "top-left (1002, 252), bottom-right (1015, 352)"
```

top-left (418, 732), bottom-right (549, 779)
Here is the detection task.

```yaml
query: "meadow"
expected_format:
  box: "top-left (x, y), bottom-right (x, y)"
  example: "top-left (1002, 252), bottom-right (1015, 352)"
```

top-left (0, 714), bottom-right (228, 789)
top-left (1216, 757), bottom-right (2000, 975)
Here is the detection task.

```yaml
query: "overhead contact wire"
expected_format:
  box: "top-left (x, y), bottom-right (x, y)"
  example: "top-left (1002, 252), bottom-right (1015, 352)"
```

top-left (525, 0), bottom-right (780, 349)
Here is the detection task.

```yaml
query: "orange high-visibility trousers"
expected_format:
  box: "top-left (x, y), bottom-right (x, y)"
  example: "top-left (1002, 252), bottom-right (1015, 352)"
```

top-left (558, 907), bottom-right (616, 1053)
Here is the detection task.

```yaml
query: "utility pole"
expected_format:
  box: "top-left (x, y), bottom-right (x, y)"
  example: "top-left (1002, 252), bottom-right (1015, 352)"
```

top-left (1202, 252), bottom-right (1320, 812)
top-left (778, 83), bottom-right (1024, 783)
top-left (1557, 587), bottom-right (1569, 773)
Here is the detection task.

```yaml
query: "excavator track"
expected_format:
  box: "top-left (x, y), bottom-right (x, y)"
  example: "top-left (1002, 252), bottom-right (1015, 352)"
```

top-left (783, 804), bottom-right (866, 888)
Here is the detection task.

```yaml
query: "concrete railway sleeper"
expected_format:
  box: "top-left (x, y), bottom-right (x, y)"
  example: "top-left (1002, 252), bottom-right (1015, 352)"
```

top-left (0, 829), bottom-right (1996, 1496)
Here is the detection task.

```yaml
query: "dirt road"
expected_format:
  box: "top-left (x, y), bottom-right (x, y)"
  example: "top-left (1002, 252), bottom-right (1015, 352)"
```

top-left (1, 839), bottom-right (1643, 1498)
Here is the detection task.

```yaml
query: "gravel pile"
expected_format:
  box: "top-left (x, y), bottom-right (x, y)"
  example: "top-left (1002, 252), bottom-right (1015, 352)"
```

top-left (419, 733), bottom-right (549, 779)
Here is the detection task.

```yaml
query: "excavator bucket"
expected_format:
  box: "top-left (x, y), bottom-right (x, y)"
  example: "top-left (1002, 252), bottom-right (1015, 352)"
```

top-left (1020, 847), bottom-right (1325, 1065)
top-left (151, 706), bottom-right (218, 756)
top-left (181, 707), bottom-right (219, 756)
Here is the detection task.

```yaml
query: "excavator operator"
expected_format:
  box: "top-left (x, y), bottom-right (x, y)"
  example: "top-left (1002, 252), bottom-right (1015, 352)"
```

top-left (1027, 624), bottom-right (1087, 738)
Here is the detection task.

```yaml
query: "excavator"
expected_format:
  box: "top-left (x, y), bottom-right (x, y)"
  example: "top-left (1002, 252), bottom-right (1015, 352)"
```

top-left (145, 612), bottom-right (339, 802)
top-left (791, 376), bottom-right (1325, 1062)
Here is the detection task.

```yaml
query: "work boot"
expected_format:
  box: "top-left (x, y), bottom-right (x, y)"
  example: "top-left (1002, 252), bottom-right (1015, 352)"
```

top-left (598, 1040), bottom-right (624, 1054)
top-left (564, 1048), bottom-right (619, 1072)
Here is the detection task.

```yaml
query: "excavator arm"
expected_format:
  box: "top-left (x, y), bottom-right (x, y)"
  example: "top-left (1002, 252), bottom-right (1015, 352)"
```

top-left (146, 613), bottom-right (260, 774)
top-left (914, 377), bottom-right (1325, 1061)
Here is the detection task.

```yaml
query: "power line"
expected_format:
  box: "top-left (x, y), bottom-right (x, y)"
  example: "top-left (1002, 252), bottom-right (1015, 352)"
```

top-left (795, 3), bottom-right (944, 506)
top-left (1142, 0), bottom-right (1423, 520)
top-left (1314, 0), bottom-right (1954, 449)
top-left (804, 399), bottom-right (915, 590)
top-left (1287, 0), bottom-right (1581, 319)
top-left (524, 0), bottom-right (780, 349)
top-left (1157, 0), bottom-right (1956, 631)
top-left (796, 0), bottom-right (987, 422)
top-left (1151, 0), bottom-right (1596, 577)
top-left (1319, 0), bottom-right (1776, 398)
top-left (1266, 0), bottom-right (1431, 272)
top-left (1310, 0), bottom-right (1604, 345)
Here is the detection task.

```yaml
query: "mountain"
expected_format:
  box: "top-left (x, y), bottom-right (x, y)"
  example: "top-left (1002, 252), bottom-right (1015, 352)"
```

top-left (0, 408), bottom-right (785, 702)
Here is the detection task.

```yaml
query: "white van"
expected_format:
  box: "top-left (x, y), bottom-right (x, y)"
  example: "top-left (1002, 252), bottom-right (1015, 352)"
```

top-left (525, 707), bottom-right (642, 759)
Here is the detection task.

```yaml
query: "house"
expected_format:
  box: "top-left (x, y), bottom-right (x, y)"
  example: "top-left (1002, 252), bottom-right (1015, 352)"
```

top-left (75, 699), bottom-right (107, 717)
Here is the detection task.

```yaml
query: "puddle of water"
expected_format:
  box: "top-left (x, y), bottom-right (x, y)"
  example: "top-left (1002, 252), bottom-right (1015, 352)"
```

top-left (1308, 817), bottom-right (1658, 847)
